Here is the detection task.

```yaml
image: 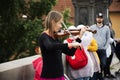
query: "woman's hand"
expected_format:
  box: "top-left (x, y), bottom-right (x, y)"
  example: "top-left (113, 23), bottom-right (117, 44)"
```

top-left (79, 28), bottom-right (86, 38)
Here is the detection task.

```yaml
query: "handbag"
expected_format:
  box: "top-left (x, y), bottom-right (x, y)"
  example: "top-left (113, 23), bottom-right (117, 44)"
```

top-left (66, 38), bottom-right (88, 69)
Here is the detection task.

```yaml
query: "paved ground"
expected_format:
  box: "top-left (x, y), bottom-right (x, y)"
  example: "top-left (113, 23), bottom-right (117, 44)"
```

top-left (105, 54), bottom-right (120, 80)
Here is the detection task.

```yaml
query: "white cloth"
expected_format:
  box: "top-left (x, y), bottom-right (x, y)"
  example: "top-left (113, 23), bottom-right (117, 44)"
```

top-left (106, 44), bottom-right (111, 58)
top-left (110, 38), bottom-right (114, 43)
top-left (106, 38), bottom-right (113, 58)
top-left (89, 52), bottom-right (100, 72)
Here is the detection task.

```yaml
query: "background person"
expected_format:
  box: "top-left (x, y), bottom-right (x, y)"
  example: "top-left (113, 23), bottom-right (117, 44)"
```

top-left (88, 38), bottom-right (100, 80)
top-left (104, 23), bottom-right (116, 78)
top-left (90, 13), bottom-right (110, 80)
top-left (66, 25), bottom-right (94, 80)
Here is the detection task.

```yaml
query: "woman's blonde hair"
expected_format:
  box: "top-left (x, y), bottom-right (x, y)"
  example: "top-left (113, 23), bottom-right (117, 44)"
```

top-left (45, 10), bottom-right (63, 37)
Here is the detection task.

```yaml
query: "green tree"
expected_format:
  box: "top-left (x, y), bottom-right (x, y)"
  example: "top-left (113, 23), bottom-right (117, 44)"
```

top-left (62, 8), bottom-right (73, 26)
top-left (0, 0), bottom-right (56, 63)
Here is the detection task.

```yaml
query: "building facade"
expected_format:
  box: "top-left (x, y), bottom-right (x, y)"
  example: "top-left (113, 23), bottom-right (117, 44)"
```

top-left (109, 0), bottom-right (120, 38)
top-left (53, 0), bottom-right (120, 38)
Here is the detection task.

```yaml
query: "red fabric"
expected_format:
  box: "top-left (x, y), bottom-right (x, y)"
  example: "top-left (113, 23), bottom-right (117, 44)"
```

top-left (67, 38), bottom-right (73, 49)
top-left (66, 38), bottom-right (88, 69)
top-left (32, 57), bottom-right (43, 80)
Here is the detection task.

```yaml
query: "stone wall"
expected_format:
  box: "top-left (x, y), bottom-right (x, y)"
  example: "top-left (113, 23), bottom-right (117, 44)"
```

top-left (0, 55), bottom-right (40, 80)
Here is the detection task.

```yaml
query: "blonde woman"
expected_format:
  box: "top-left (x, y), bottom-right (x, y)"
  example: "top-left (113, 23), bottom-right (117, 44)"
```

top-left (38, 10), bottom-right (81, 80)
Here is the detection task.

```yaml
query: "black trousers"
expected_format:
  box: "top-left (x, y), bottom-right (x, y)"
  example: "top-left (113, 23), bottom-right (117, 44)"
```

top-left (115, 42), bottom-right (120, 60)
top-left (97, 49), bottom-right (107, 73)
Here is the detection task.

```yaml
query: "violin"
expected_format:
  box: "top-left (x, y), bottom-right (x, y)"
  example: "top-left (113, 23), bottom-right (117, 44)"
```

top-left (54, 22), bottom-right (97, 38)
top-left (54, 29), bottom-right (97, 38)
top-left (68, 29), bottom-right (97, 34)
top-left (54, 29), bottom-right (80, 37)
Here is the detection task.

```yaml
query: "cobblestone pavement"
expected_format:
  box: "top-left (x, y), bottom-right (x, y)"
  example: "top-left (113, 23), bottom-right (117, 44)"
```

top-left (104, 54), bottom-right (120, 80)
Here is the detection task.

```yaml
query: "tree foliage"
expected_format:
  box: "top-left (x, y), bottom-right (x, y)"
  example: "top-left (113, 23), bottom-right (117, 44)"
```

top-left (0, 0), bottom-right (56, 63)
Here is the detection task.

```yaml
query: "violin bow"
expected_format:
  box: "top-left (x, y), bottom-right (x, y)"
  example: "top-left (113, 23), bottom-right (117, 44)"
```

top-left (62, 22), bottom-right (76, 41)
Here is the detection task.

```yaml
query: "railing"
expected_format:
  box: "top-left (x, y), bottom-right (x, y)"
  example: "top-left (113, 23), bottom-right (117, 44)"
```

top-left (0, 55), bottom-right (40, 80)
